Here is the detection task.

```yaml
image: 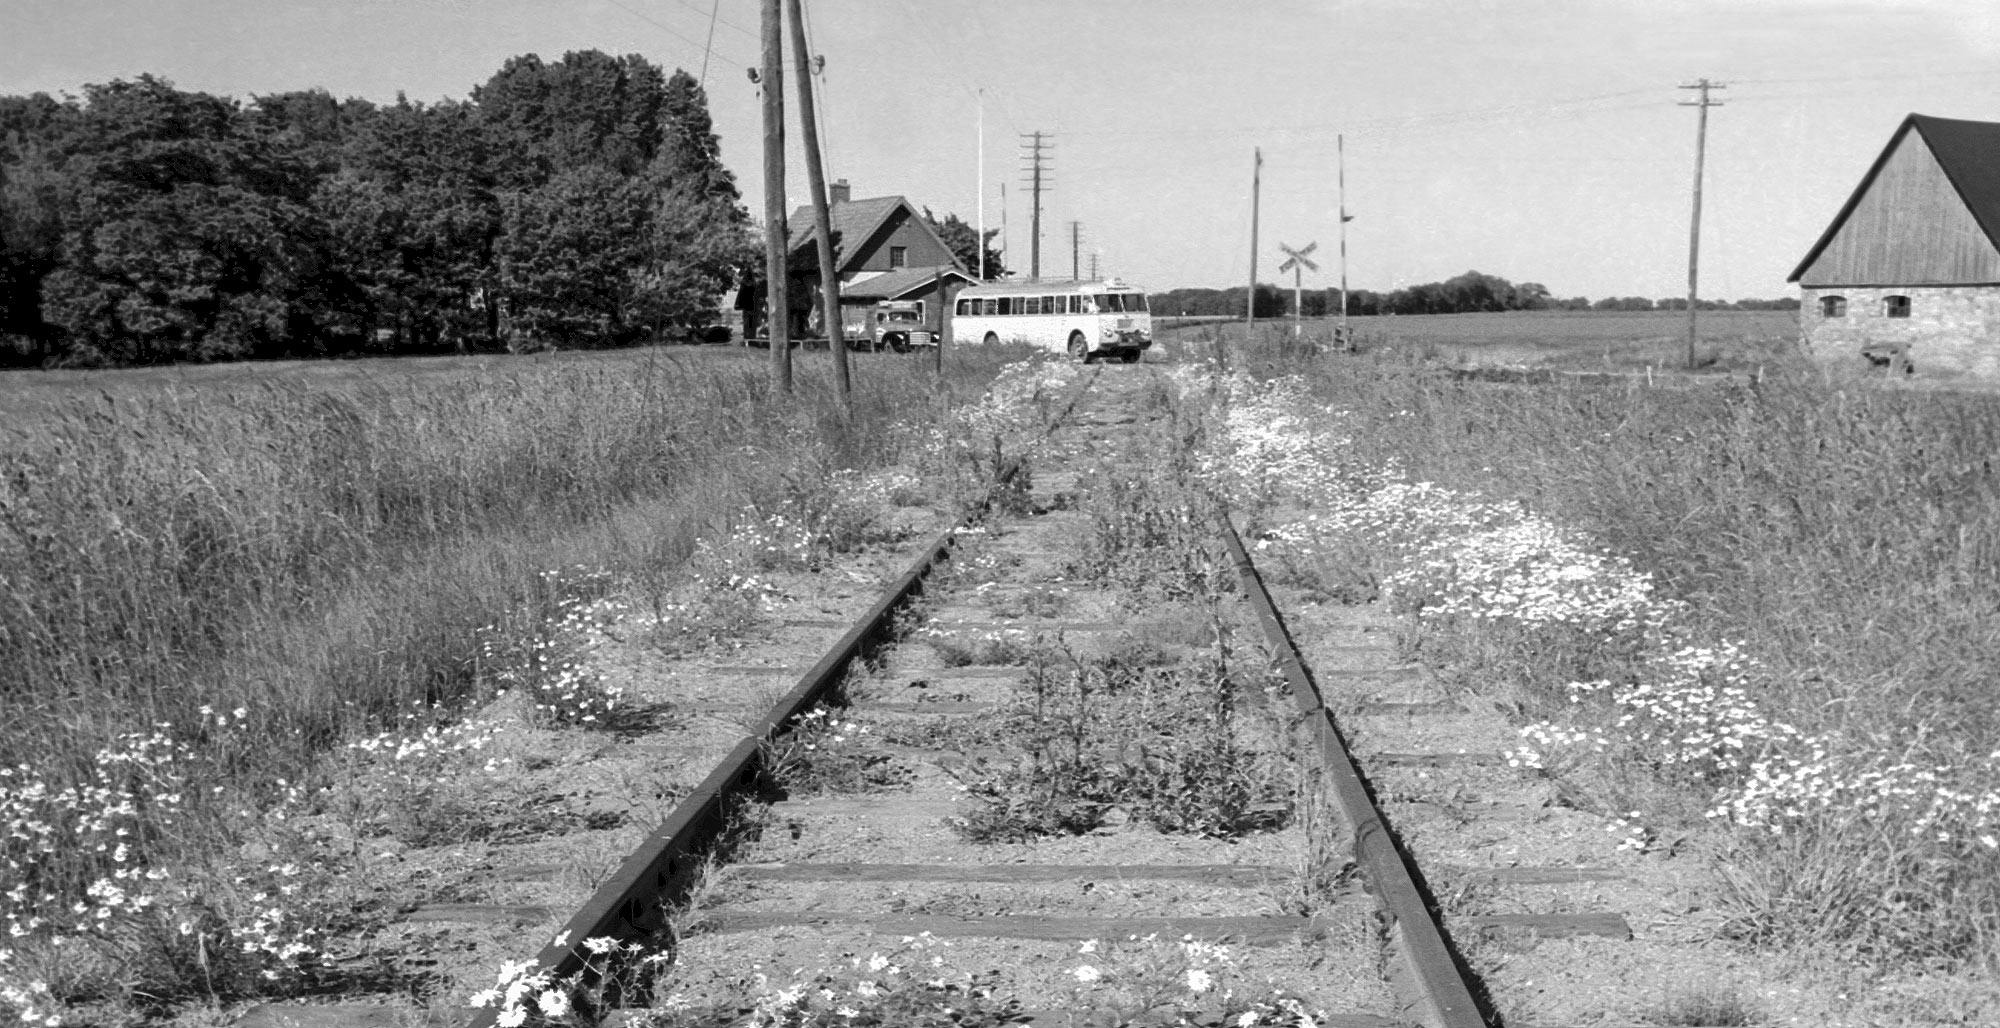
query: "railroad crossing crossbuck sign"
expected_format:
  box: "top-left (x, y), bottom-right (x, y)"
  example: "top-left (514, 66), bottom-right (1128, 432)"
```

top-left (1279, 242), bottom-right (1319, 335)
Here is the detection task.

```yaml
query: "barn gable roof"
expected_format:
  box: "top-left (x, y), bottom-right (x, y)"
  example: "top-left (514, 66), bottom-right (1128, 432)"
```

top-left (787, 194), bottom-right (963, 274)
top-left (1789, 114), bottom-right (2000, 283)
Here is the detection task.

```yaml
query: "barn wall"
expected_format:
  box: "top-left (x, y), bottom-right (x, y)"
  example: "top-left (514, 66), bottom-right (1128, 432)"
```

top-left (1797, 131), bottom-right (2000, 286)
top-left (1800, 285), bottom-right (2000, 376)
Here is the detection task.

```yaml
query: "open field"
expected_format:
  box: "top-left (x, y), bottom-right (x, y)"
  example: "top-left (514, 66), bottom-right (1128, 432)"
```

top-left (1158, 309), bottom-right (1801, 375)
top-left (0, 344), bottom-right (922, 431)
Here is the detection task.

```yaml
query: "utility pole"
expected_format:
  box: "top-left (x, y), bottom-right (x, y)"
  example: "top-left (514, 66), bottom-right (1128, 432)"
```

top-left (1247, 147), bottom-right (1261, 331)
top-left (1000, 182), bottom-right (1008, 277)
top-left (1338, 134), bottom-right (1353, 350)
top-left (1021, 132), bottom-right (1052, 280)
top-left (759, 0), bottom-right (790, 392)
top-left (1069, 221), bottom-right (1081, 281)
top-left (788, 0), bottom-right (845, 400)
top-left (1680, 78), bottom-right (1724, 370)
top-left (1090, 251), bottom-right (1101, 280)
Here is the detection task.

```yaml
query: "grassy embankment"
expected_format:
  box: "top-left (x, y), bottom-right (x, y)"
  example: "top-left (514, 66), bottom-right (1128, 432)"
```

top-left (1188, 327), bottom-right (2000, 977)
top-left (0, 345), bottom-right (1019, 1009)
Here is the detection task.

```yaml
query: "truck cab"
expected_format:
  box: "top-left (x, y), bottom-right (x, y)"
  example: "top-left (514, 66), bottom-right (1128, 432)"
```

top-left (865, 301), bottom-right (932, 352)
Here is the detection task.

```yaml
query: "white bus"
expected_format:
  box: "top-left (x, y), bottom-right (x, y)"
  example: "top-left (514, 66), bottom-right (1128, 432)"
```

top-left (952, 279), bottom-right (1154, 363)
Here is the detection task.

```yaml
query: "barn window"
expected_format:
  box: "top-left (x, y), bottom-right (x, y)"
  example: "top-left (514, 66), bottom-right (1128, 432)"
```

top-left (1820, 295), bottom-right (1847, 318)
top-left (1884, 295), bottom-right (1911, 318)
top-left (889, 246), bottom-right (907, 269)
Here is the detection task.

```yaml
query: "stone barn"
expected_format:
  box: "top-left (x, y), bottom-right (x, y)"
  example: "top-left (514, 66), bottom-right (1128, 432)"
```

top-left (1789, 113), bottom-right (2000, 376)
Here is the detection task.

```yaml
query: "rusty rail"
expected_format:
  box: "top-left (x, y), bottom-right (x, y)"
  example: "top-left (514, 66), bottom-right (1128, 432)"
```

top-left (464, 367), bottom-right (1099, 1028)
top-left (1220, 519), bottom-right (1489, 1028)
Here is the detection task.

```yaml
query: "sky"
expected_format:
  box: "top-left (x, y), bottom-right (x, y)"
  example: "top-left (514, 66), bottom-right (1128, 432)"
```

top-left (6, 0), bottom-right (2000, 301)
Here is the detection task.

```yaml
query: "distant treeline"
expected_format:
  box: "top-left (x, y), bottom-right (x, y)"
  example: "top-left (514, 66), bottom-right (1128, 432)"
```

top-left (0, 52), bottom-right (749, 367)
top-left (1152, 270), bottom-right (1801, 319)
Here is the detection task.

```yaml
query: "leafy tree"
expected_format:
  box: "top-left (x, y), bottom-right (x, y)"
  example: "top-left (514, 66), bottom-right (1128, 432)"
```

top-left (655, 70), bottom-right (737, 205)
top-left (323, 97), bottom-right (501, 352)
top-left (923, 208), bottom-right (1006, 279)
top-left (475, 51), bottom-right (667, 188)
top-left (1, 95), bottom-right (74, 362)
top-left (37, 76), bottom-right (334, 365)
top-left (496, 165), bottom-right (653, 347)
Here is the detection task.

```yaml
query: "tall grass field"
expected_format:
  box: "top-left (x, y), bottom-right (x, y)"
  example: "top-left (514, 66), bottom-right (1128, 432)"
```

top-left (1188, 326), bottom-right (2000, 978)
top-left (0, 345), bottom-right (1024, 1014)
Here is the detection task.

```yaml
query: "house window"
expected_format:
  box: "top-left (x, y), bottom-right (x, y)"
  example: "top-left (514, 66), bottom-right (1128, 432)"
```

top-left (1884, 295), bottom-right (1911, 318)
top-left (889, 246), bottom-right (907, 269)
top-left (1820, 295), bottom-right (1847, 318)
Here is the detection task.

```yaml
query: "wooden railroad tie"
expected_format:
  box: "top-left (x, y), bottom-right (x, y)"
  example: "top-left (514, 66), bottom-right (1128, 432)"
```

top-left (731, 861), bottom-right (1291, 886)
top-left (687, 912), bottom-right (1329, 946)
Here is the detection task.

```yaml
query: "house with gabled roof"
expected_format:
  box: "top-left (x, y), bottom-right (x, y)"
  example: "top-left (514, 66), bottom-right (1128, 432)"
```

top-left (783, 180), bottom-right (976, 336)
top-left (1789, 114), bottom-right (2000, 376)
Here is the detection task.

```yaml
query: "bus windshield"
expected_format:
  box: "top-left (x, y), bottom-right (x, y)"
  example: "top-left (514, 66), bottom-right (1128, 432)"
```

top-left (1092, 293), bottom-right (1149, 313)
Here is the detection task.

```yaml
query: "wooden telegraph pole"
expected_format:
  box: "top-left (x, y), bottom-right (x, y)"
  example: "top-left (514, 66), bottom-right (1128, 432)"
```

top-left (787, 0), bottom-right (846, 400)
top-left (760, 0), bottom-right (790, 392)
top-left (1279, 241), bottom-right (1319, 338)
top-left (1338, 134), bottom-right (1353, 350)
top-left (1246, 147), bottom-right (1261, 332)
top-left (1680, 78), bottom-right (1723, 370)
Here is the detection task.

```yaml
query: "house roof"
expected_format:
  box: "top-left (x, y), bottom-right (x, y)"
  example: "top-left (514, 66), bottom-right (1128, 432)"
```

top-left (787, 194), bottom-right (965, 274)
top-left (842, 266), bottom-right (978, 301)
top-left (1789, 114), bottom-right (2000, 282)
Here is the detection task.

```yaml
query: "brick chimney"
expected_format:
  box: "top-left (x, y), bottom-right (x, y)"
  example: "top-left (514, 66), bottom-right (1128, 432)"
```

top-left (830, 179), bottom-right (851, 205)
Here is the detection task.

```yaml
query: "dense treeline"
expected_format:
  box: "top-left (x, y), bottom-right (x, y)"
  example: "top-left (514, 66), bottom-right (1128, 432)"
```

top-left (0, 51), bottom-right (748, 367)
top-left (1152, 270), bottom-right (1800, 319)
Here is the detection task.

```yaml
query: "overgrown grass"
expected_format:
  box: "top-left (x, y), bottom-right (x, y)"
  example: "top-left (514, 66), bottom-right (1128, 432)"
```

top-left (0, 346), bottom-right (1029, 1011)
top-left (1205, 331), bottom-right (2000, 970)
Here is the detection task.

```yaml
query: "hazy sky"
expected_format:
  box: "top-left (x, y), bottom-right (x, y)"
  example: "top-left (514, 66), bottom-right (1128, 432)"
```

top-left (6, 0), bottom-right (1999, 299)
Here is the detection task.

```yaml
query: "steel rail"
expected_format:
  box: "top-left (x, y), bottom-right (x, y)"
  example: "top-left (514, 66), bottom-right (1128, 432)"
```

top-left (463, 366), bottom-right (1100, 1028)
top-left (1219, 519), bottom-right (1489, 1028)
top-left (461, 523), bottom-right (956, 1028)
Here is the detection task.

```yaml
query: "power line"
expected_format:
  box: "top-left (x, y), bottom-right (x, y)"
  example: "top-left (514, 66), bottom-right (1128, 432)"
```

top-left (664, 0), bottom-right (757, 40)
top-left (598, 0), bottom-right (750, 69)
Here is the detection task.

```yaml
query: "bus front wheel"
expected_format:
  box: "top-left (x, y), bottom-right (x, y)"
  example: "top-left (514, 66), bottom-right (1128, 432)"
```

top-left (1067, 332), bottom-right (1092, 363)
top-left (983, 332), bottom-right (1000, 346)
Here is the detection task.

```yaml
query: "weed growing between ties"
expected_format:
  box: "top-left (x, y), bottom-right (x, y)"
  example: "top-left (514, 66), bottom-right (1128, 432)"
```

top-left (1173, 346), bottom-right (2000, 972)
top-left (0, 350), bottom-right (1082, 1023)
top-left (954, 638), bottom-right (1293, 842)
top-left (763, 707), bottom-right (913, 797)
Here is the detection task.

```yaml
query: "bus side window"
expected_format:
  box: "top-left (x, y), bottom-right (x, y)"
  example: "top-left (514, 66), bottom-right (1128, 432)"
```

top-left (1025, 297), bottom-right (1041, 315)
top-left (997, 297), bottom-right (1012, 315)
top-left (1068, 296), bottom-right (1081, 314)
top-left (983, 298), bottom-right (997, 316)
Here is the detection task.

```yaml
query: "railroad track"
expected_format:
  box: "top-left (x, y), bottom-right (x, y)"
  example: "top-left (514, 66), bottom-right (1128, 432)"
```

top-left (414, 364), bottom-right (1503, 1028)
top-left (236, 360), bottom-right (1657, 1028)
